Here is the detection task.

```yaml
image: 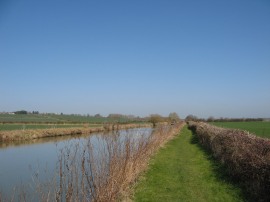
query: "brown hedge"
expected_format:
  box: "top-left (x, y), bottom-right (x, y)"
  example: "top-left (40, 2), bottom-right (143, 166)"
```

top-left (187, 121), bottom-right (270, 202)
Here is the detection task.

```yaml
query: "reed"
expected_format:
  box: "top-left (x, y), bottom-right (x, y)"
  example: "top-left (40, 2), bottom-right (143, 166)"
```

top-left (1, 122), bottom-right (184, 201)
top-left (53, 122), bottom-right (184, 201)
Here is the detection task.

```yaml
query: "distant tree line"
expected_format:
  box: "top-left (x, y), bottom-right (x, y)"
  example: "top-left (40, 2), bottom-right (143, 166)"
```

top-left (13, 110), bottom-right (39, 115)
top-left (148, 113), bottom-right (181, 127)
top-left (14, 110), bottom-right (28, 114)
top-left (185, 114), bottom-right (264, 122)
top-left (7, 111), bottom-right (265, 123)
top-left (7, 111), bottom-right (183, 125)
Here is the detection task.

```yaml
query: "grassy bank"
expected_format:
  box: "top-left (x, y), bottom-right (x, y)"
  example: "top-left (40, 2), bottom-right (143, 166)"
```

top-left (134, 126), bottom-right (243, 202)
top-left (211, 121), bottom-right (270, 138)
top-left (0, 123), bottom-right (152, 142)
top-left (0, 123), bottom-right (101, 131)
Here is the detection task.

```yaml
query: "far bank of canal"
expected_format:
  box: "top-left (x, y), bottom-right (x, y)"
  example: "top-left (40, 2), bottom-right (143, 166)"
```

top-left (0, 123), bottom-right (152, 142)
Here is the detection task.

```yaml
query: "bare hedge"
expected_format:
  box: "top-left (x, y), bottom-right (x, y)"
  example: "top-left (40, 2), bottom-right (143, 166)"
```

top-left (187, 121), bottom-right (270, 202)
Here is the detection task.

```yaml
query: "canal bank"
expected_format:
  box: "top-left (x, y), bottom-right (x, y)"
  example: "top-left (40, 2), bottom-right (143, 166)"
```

top-left (0, 123), bottom-right (152, 142)
top-left (0, 123), bottom-right (184, 201)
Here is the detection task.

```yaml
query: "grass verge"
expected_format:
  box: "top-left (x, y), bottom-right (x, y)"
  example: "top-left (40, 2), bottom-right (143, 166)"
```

top-left (134, 126), bottom-right (244, 202)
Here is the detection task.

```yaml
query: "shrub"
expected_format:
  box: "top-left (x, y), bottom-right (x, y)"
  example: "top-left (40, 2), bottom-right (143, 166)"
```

top-left (187, 121), bottom-right (270, 202)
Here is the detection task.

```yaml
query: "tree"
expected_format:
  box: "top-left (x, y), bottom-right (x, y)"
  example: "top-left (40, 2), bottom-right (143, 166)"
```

top-left (185, 114), bottom-right (198, 122)
top-left (14, 110), bottom-right (28, 114)
top-left (94, 114), bottom-right (102, 118)
top-left (168, 112), bottom-right (180, 123)
top-left (148, 114), bottom-right (163, 127)
top-left (207, 116), bottom-right (215, 122)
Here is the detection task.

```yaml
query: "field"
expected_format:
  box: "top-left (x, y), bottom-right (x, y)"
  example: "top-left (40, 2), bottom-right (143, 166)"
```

top-left (0, 114), bottom-right (142, 124)
top-left (211, 121), bottom-right (270, 138)
top-left (0, 114), bottom-right (145, 131)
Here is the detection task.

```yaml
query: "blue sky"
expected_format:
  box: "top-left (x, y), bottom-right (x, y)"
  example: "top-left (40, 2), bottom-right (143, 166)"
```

top-left (0, 0), bottom-right (269, 118)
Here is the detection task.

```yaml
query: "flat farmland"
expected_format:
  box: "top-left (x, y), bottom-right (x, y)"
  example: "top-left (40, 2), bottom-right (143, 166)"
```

top-left (0, 114), bottom-right (62, 123)
top-left (0, 114), bottom-right (145, 131)
top-left (211, 121), bottom-right (270, 138)
top-left (0, 114), bottom-right (139, 124)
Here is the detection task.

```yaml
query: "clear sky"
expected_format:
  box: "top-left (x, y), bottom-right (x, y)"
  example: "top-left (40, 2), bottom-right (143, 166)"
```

top-left (0, 0), bottom-right (270, 118)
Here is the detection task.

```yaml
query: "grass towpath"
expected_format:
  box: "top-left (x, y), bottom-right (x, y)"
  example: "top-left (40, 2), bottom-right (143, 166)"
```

top-left (134, 126), bottom-right (244, 202)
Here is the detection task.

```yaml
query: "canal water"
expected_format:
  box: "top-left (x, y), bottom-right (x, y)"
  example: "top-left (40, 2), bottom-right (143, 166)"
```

top-left (0, 128), bottom-right (152, 198)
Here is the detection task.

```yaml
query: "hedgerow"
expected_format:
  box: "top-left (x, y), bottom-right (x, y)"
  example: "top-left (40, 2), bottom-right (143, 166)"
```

top-left (187, 121), bottom-right (270, 202)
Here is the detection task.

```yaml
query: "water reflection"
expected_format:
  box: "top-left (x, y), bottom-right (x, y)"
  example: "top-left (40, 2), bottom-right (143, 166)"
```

top-left (0, 128), bottom-right (152, 197)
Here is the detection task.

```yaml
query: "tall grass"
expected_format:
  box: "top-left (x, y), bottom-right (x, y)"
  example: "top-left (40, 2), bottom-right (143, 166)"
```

top-left (0, 122), bottom-right (184, 201)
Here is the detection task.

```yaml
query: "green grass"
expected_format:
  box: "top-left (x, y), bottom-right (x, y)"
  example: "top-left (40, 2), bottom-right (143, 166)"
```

top-left (134, 126), bottom-right (243, 202)
top-left (0, 114), bottom-right (144, 124)
top-left (0, 114), bottom-right (61, 123)
top-left (211, 121), bottom-right (270, 138)
top-left (0, 114), bottom-right (147, 131)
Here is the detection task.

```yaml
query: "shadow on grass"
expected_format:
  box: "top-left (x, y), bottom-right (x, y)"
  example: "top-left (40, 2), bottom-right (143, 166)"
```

top-left (189, 132), bottom-right (251, 202)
